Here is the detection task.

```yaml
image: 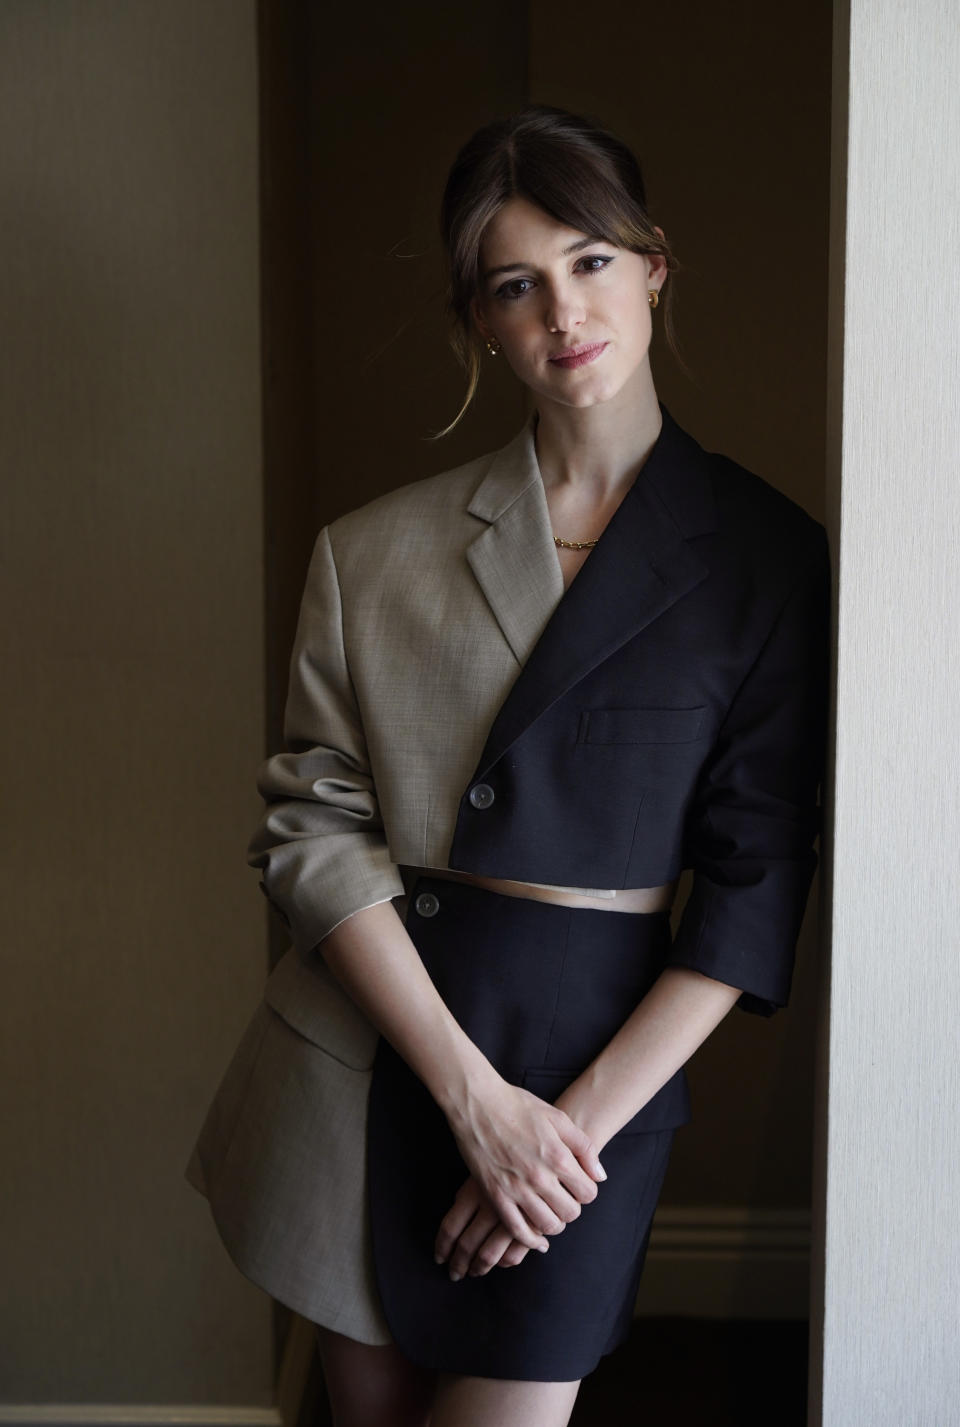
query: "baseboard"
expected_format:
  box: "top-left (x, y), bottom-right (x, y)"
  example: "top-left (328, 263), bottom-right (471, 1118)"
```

top-left (0, 1315), bottom-right (320, 1427)
top-left (637, 1206), bottom-right (812, 1319)
top-left (0, 1411), bottom-right (281, 1427)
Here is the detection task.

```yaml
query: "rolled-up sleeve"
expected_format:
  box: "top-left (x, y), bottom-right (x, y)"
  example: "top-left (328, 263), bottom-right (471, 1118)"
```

top-left (667, 526), bottom-right (830, 1015)
top-left (247, 524), bottom-right (405, 958)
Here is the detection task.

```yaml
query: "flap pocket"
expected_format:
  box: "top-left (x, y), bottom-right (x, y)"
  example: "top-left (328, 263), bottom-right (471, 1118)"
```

top-left (578, 706), bottom-right (706, 746)
top-left (263, 947), bottom-right (378, 1070)
top-left (520, 1066), bottom-right (691, 1135)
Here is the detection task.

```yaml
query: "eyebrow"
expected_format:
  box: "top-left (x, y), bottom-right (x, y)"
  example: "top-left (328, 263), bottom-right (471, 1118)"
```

top-left (480, 235), bottom-right (606, 282)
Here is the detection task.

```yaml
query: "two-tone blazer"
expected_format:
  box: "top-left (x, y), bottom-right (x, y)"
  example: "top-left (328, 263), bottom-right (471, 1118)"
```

top-left (186, 401), bottom-right (830, 1342)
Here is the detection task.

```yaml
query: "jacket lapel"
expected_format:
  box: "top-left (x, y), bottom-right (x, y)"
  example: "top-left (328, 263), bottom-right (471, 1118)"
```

top-left (471, 403), bottom-right (719, 776)
top-left (465, 417), bottom-right (566, 666)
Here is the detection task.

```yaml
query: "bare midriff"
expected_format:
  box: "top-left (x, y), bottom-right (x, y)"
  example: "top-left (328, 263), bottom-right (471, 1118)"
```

top-left (403, 866), bottom-right (678, 915)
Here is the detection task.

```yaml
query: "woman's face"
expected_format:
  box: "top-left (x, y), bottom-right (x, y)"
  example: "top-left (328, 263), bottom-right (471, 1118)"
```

top-left (471, 195), bottom-right (667, 412)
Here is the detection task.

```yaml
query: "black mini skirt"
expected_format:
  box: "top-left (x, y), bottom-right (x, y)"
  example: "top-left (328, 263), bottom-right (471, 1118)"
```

top-left (366, 876), bottom-right (692, 1382)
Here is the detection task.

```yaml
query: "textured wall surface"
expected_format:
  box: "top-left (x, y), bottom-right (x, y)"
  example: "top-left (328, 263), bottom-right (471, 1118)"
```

top-left (820, 0), bottom-right (960, 1419)
top-left (0, 0), bottom-right (270, 1404)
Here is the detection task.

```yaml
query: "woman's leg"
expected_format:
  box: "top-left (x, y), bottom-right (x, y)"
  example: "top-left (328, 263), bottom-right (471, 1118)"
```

top-left (430, 1373), bottom-right (582, 1427)
top-left (314, 1325), bottom-right (435, 1427)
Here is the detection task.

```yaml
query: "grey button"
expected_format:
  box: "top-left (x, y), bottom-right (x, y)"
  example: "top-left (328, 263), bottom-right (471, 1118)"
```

top-left (468, 783), bottom-right (495, 809)
top-left (415, 891), bottom-right (440, 918)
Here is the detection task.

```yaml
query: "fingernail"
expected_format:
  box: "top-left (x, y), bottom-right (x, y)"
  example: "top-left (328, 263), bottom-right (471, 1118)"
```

top-left (434, 1254), bottom-right (444, 1265)
top-left (449, 1270), bottom-right (462, 1282)
top-left (537, 1242), bottom-right (549, 1253)
top-left (596, 1162), bottom-right (607, 1181)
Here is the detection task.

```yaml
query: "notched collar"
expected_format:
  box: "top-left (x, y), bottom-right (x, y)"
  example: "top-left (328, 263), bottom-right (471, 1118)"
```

top-left (465, 402), bottom-right (720, 775)
top-left (466, 414), bottom-right (542, 524)
top-left (465, 414), bottom-right (566, 667)
top-left (635, 401), bottom-right (718, 540)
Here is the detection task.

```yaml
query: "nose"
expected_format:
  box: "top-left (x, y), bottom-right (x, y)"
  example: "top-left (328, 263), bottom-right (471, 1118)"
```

top-left (543, 280), bottom-right (585, 334)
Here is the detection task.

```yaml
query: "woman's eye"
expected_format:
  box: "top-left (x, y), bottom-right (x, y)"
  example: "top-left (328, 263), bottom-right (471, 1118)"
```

top-left (496, 278), bottom-right (534, 302)
top-left (493, 255), bottom-right (613, 302)
top-left (577, 254), bottom-right (614, 274)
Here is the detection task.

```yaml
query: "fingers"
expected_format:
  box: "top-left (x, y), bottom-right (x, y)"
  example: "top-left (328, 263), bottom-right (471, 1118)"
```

top-left (437, 1180), bottom-right (550, 1279)
top-left (442, 1084), bottom-right (607, 1257)
top-left (517, 1173), bottom-right (586, 1234)
top-left (499, 1238), bottom-right (531, 1269)
top-left (553, 1114), bottom-right (607, 1192)
top-left (437, 1188), bottom-right (581, 1284)
top-left (434, 1177), bottom-right (484, 1266)
top-left (502, 1238), bottom-right (530, 1272)
top-left (530, 1125), bottom-right (603, 1213)
top-left (572, 1143), bottom-right (608, 1187)
top-left (436, 1178), bottom-right (550, 1273)
top-left (484, 1186), bottom-right (555, 1251)
top-left (436, 1163), bottom-right (601, 1285)
top-left (447, 1206), bottom-right (510, 1281)
top-left (448, 1206), bottom-right (552, 1281)
top-left (466, 1224), bottom-right (515, 1276)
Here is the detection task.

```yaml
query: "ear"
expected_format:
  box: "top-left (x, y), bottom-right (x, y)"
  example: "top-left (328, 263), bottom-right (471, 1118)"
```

top-left (470, 294), bottom-right (494, 343)
top-left (647, 226), bottom-right (669, 289)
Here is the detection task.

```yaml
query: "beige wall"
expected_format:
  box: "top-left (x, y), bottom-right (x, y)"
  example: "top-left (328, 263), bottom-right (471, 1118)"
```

top-left (0, 0), bottom-right (269, 1406)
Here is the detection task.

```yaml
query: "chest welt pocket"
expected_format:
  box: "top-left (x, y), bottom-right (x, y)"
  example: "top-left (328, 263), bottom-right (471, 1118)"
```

top-left (577, 706), bottom-right (706, 746)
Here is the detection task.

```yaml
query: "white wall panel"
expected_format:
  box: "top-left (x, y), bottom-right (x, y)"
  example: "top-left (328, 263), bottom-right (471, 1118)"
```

top-left (821, 0), bottom-right (960, 1420)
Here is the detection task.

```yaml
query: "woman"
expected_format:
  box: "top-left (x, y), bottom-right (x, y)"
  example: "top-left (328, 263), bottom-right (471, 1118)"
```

top-left (187, 105), bottom-right (829, 1427)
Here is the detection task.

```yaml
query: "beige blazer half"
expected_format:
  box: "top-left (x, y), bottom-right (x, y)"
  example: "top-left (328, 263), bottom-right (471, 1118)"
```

top-left (186, 412), bottom-right (575, 1342)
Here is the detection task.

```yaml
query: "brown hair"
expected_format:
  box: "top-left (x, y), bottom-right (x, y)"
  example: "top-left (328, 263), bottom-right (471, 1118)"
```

top-left (433, 103), bottom-right (681, 438)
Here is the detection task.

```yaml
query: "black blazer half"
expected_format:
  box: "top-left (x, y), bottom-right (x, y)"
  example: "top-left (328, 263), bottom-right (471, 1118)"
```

top-left (446, 404), bottom-right (830, 1016)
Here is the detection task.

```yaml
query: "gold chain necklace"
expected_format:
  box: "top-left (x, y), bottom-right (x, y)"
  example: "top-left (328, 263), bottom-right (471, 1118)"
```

top-left (553, 533), bottom-right (599, 550)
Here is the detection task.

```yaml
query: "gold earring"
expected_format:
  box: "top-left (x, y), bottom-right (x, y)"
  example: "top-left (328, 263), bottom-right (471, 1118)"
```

top-left (648, 289), bottom-right (659, 309)
top-left (485, 336), bottom-right (501, 356)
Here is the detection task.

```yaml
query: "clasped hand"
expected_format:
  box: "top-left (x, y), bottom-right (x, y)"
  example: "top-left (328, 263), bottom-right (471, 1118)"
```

top-left (434, 1078), bottom-right (605, 1282)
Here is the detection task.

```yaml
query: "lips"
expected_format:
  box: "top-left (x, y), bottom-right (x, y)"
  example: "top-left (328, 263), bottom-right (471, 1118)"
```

top-left (547, 341), bottom-right (609, 369)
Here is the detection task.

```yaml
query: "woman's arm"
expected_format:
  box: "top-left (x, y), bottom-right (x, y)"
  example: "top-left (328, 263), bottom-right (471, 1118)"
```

top-left (553, 965), bottom-right (742, 1145)
top-left (319, 899), bottom-right (607, 1250)
top-left (250, 525), bottom-right (605, 1248)
top-left (435, 964), bottom-right (740, 1279)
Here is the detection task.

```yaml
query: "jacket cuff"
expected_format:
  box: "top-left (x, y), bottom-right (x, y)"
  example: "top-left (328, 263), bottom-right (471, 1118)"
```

top-left (257, 839), bottom-right (406, 958)
top-left (665, 852), bottom-right (818, 1016)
